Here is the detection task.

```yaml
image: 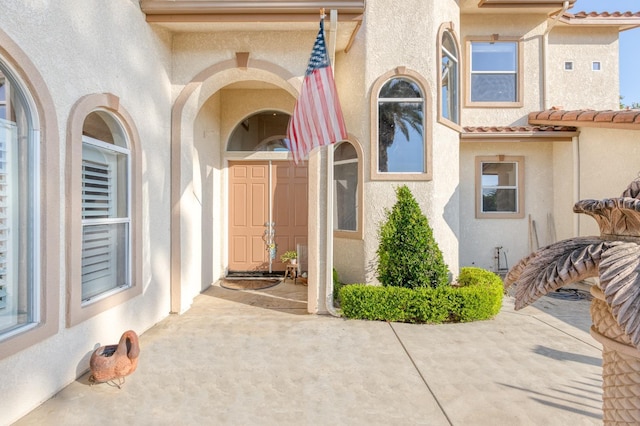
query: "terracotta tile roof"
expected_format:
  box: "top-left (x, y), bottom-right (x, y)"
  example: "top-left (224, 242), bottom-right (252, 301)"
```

top-left (529, 109), bottom-right (640, 129)
top-left (560, 11), bottom-right (640, 29)
top-left (568, 11), bottom-right (640, 19)
top-left (464, 125), bottom-right (576, 133)
top-left (461, 125), bottom-right (578, 140)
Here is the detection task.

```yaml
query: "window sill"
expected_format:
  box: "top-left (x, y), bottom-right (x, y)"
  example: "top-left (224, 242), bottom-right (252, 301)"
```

top-left (370, 171), bottom-right (433, 181)
top-left (475, 212), bottom-right (525, 219)
top-left (465, 101), bottom-right (523, 108)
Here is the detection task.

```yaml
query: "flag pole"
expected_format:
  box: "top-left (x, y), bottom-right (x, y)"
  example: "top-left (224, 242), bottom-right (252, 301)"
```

top-left (325, 9), bottom-right (339, 317)
top-left (286, 9), bottom-right (346, 314)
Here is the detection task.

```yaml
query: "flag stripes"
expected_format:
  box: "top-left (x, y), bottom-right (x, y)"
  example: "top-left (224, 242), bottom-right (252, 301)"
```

top-left (286, 19), bottom-right (348, 164)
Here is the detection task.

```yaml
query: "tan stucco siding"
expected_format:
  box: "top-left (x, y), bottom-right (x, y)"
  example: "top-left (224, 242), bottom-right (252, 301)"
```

top-left (0, 1), bottom-right (173, 423)
top-left (361, 0), bottom-right (462, 284)
top-left (547, 27), bottom-right (619, 111)
top-left (575, 128), bottom-right (640, 236)
top-left (459, 141), bottom-right (556, 272)
top-left (461, 14), bottom-right (547, 127)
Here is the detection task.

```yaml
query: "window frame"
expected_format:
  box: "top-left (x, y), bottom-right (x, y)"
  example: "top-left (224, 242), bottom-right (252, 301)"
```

top-left (465, 36), bottom-right (524, 108)
top-left (67, 94), bottom-right (142, 328)
top-left (437, 23), bottom-right (462, 130)
top-left (333, 138), bottom-right (364, 240)
top-left (81, 134), bottom-right (132, 303)
top-left (370, 67), bottom-right (433, 181)
top-left (475, 155), bottom-right (524, 219)
top-left (0, 29), bottom-right (60, 360)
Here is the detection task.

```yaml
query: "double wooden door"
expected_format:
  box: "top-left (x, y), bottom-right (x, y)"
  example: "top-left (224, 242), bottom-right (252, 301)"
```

top-left (228, 161), bottom-right (307, 272)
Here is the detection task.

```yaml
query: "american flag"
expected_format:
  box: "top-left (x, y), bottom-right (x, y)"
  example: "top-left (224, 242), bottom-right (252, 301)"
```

top-left (286, 18), bottom-right (348, 164)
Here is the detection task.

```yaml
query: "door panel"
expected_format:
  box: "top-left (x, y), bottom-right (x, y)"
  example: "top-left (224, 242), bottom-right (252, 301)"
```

top-left (228, 161), bottom-right (307, 272)
top-left (272, 162), bottom-right (308, 271)
top-left (228, 162), bottom-right (269, 271)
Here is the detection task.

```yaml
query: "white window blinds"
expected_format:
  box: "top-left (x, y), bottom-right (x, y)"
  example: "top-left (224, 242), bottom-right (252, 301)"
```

top-left (81, 137), bottom-right (129, 302)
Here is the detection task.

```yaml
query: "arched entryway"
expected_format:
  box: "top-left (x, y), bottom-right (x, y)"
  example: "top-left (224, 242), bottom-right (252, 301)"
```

top-left (170, 58), bottom-right (317, 314)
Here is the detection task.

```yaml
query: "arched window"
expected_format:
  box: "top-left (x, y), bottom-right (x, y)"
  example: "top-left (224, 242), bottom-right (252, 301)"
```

top-left (438, 23), bottom-right (460, 126)
top-left (334, 140), bottom-right (363, 238)
top-left (67, 94), bottom-right (142, 327)
top-left (0, 32), bottom-right (59, 359)
top-left (0, 65), bottom-right (40, 336)
top-left (227, 111), bottom-right (290, 152)
top-left (81, 111), bottom-right (131, 301)
top-left (371, 68), bottom-right (432, 181)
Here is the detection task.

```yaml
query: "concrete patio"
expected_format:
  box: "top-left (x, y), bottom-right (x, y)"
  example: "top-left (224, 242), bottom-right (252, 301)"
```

top-left (14, 280), bottom-right (602, 425)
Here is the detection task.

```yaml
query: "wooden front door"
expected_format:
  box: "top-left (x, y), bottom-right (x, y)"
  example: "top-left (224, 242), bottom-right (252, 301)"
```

top-left (228, 161), bottom-right (307, 272)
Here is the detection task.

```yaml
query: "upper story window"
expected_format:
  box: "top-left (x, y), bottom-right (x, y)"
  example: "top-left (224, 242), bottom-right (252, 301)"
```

top-left (334, 140), bottom-right (363, 239)
top-left (370, 68), bottom-right (432, 181)
top-left (475, 155), bottom-right (524, 219)
top-left (438, 24), bottom-right (460, 126)
top-left (466, 37), bottom-right (523, 107)
top-left (67, 94), bottom-right (142, 327)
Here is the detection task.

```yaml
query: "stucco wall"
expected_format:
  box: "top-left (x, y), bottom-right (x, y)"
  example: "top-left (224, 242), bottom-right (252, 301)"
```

top-left (0, 1), bottom-right (172, 423)
top-left (461, 14), bottom-right (546, 126)
top-left (576, 128), bottom-right (640, 236)
top-left (194, 92), bottom-right (221, 290)
top-left (547, 27), bottom-right (619, 111)
top-left (360, 0), bottom-right (461, 283)
top-left (552, 141), bottom-right (576, 241)
top-left (459, 141), bottom-right (556, 272)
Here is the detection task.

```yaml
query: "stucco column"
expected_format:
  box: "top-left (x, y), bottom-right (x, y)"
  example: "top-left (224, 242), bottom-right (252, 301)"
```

top-left (307, 148), bottom-right (329, 314)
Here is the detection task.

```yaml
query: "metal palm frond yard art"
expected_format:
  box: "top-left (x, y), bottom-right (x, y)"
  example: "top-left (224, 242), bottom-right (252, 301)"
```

top-left (505, 178), bottom-right (640, 424)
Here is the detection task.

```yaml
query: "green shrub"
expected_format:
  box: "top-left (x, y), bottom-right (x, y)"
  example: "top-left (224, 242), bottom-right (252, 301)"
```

top-left (338, 267), bottom-right (503, 323)
top-left (332, 268), bottom-right (342, 303)
top-left (376, 185), bottom-right (449, 289)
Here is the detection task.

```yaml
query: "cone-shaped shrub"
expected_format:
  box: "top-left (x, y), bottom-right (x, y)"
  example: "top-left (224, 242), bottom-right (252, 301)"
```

top-left (376, 185), bottom-right (449, 288)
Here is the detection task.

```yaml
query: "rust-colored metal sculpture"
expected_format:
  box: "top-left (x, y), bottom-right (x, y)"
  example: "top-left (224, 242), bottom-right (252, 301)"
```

top-left (505, 178), bottom-right (640, 424)
top-left (89, 330), bottom-right (140, 388)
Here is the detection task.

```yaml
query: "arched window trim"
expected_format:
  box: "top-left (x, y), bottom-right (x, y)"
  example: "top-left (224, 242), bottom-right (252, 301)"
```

top-left (0, 29), bottom-right (60, 360)
top-left (437, 22), bottom-right (462, 131)
top-left (67, 93), bottom-right (142, 328)
top-left (333, 137), bottom-right (364, 240)
top-left (370, 68), bottom-right (433, 181)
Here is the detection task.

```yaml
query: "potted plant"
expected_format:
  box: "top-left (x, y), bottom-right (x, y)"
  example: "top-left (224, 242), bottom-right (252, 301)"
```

top-left (280, 250), bottom-right (297, 264)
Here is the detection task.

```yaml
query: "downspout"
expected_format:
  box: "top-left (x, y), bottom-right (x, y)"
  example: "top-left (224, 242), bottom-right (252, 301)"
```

top-left (325, 8), bottom-right (339, 317)
top-left (572, 135), bottom-right (580, 236)
top-left (542, 1), bottom-right (569, 110)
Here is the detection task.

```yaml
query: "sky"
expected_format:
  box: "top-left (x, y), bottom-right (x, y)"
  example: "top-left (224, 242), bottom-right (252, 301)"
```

top-left (573, 0), bottom-right (640, 106)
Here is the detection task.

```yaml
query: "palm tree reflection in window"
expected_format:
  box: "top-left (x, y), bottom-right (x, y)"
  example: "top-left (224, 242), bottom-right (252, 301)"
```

top-left (378, 78), bottom-right (424, 173)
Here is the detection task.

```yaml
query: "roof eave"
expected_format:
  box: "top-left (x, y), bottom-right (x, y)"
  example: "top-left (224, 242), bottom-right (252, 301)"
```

top-left (140, 1), bottom-right (366, 17)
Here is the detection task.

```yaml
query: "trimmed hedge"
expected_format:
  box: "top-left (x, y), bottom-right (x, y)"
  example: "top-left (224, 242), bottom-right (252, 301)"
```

top-left (338, 267), bottom-right (503, 323)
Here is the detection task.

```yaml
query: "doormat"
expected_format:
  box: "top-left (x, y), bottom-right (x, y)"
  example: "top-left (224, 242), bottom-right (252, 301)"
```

top-left (220, 278), bottom-right (282, 291)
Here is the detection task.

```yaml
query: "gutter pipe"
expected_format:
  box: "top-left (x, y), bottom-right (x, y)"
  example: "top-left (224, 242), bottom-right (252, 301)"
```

top-left (326, 9), bottom-right (340, 317)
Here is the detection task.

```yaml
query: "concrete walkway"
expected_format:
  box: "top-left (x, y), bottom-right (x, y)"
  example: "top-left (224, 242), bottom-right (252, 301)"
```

top-left (15, 281), bottom-right (602, 425)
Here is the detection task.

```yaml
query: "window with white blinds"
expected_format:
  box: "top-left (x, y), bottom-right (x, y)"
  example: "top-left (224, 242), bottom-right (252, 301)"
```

top-left (81, 136), bottom-right (130, 302)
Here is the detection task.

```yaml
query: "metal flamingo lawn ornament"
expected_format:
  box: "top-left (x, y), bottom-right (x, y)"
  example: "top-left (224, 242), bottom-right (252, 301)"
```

top-left (505, 178), bottom-right (640, 424)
